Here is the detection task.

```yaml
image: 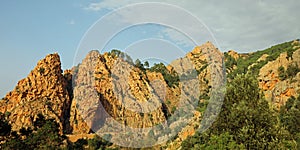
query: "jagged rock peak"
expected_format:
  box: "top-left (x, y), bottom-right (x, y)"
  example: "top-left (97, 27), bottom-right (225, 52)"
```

top-left (86, 50), bottom-right (100, 57)
top-left (191, 41), bottom-right (218, 54)
top-left (0, 53), bottom-right (71, 133)
top-left (80, 50), bottom-right (102, 67)
top-left (37, 53), bottom-right (61, 67)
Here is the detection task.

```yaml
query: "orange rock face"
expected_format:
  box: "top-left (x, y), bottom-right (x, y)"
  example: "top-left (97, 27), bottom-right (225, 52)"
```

top-left (0, 53), bottom-right (71, 133)
top-left (258, 48), bottom-right (300, 109)
top-left (0, 41), bottom-right (225, 148)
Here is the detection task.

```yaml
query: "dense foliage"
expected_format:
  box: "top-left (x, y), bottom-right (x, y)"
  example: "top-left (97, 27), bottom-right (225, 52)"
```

top-left (1, 114), bottom-right (65, 149)
top-left (182, 74), bottom-right (299, 149)
top-left (0, 114), bottom-right (113, 150)
top-left (280, 96), bottom-right (300, 139)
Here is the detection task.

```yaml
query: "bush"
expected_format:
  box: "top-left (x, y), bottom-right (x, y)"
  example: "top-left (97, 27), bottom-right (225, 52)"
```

top-left (0, 112), bottom-right (11, 136)
top-left (150, 63), bottom-right (179, 87)
top-left (286, 63), bottom-right (300, 78)
top-left (108, 49), bottom-right (134, 65)
top-left (287, 48), bottom-right (294, 60)
top-left (280, 95), bottom-right (300, 137)
top-left (224, 53), bottom-right (237, 69)
top-left (135, 59), bottom-right (144, 70)
top-left (1, 114), bottom-right (66, 149)
top-left (278, 66), bottom-right (286, 80)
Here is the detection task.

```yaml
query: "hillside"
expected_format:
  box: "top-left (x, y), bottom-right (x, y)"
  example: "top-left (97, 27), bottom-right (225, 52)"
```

top-left (1, 40), bottom-right (300, 149)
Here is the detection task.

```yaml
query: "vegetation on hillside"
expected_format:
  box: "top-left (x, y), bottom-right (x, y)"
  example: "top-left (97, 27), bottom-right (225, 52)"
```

top-left (1, 40), bottom-right (300, 149)
top-left (149, 63), bottom-right (180, 88)
top-left (227, 40), bottom-right (299, 79)
top-left (182, 74), bottom-right (300, 149)
top-left (108, 49), bottom-right (180, 88)
top-left (278, 63), bottom-right (300, 81)
top-left (0, 114), bottom-right (113, 150)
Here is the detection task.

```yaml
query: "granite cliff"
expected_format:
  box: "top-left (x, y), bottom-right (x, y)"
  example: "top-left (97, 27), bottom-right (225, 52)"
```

top-left (1, 40), bottom-right (300, 149)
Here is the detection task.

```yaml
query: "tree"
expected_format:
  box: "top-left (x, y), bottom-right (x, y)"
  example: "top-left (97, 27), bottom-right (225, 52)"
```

top-left (24, 115), bottom-right (65, 149)
top-left (278, 66), bottom-right (286, 80)
top-left (19, 127), bottom-right (32, 137)
top-left (280, 95), bottom-right (300, 137)
top-left (71, 138), bottom-right (88, 149)
top-left (86, 135), bottom-right (112, 149)
top-left (150, 63), bottom-right (179, 87)
top-left (287, 48), bottom-right (294, 60)
top-left (214, 74), bottom-right (282, 148)
top-left (1, 137), bottom-right (26, 150)
top-left (286, 63), bottom-right (300, 78)
top-left (110, 49), bottom-right (121, 57)
top-left (0, 112), bottom-right (11, 136)
top-left (182, 74), bottom-right (284, 149)
top-left (224, 53), bottom-right (237, 69)
top-left (135, 59), bottom-right (144, 70)
top-left (1, 114), bottom-right (67, 149)
top-left (182, 132), bottom-right (245, 150)
top-left (144, 61), bottom-right (150, 68)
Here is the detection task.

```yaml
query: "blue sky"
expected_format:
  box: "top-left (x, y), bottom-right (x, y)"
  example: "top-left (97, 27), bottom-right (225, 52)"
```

top-left (1, 0), bottom-right (300, 97)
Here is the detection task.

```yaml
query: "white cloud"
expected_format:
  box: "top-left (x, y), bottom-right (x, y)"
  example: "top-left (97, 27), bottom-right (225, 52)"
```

top-left (84, 0), bottom-right (133, 11)
top-left (69, 19), bottom-right (75, 25)
top-left (83, 0), bottom-right (300, 52)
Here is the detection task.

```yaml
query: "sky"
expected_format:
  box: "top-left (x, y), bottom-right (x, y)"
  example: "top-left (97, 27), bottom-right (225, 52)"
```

top-left (0, 0), bottom-right (300, 97)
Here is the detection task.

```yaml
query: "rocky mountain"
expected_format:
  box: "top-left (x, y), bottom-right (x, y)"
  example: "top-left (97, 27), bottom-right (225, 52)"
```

top-left (1, 40), bottom-right (300, 149)
top-left (0, 53), bottom-right (71, 134)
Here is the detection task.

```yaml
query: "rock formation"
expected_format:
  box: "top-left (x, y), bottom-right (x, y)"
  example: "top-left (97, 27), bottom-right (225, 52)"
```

top-left (259, 48), bottom-right (300, 109)
top-left (1, 40), bottom-right (299, 149)
top-left (0, 53), bottom-right (71, 133)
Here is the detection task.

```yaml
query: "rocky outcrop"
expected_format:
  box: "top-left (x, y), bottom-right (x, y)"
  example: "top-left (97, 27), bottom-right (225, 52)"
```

top-left (69, 51), bottom-right (167, 134)
top-left (166, 42), bottom-right (225, 149)
top-left (228, 50), bottom-right (239, 60)
top-left (0, 53), bottom-right (71, 133)
top-left (5, 40), bottom-right (300, 149)
top-left (259, 48), bottom-right (300, 109)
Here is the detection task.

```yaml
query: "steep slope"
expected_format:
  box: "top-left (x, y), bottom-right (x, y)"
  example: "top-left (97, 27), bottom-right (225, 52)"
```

top-left (69, 50), bottom-right (167, 134)
top-left (165, 41), bottom-right (225, 149)
top-left (0, 53), bottom-right (71, 133)
top-left (0, 42), bottom-right (225, 148)
top-left (225, 40), bottom-right (300, 108)
top-left (2, 40), bottom-right (299, 149)
top-left (259, 45), bottom-right (300, 109)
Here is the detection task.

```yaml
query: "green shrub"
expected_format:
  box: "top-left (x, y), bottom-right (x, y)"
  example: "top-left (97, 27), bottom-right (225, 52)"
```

top-left (224, 52), bottom-right (237, 69)
top-left (287, 48), bottom-right (294, 60)
top-left (228, 41), bottom-right (296, 79)
top-left (278, 66), bottom-right (286, 80)
top-left (182, 74), bottom-right (285, 149)
top-left (150, 63), bottom-right (179, 87)
top-left (286, 63), bottom-right (300, 78)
